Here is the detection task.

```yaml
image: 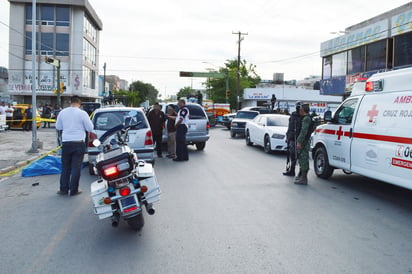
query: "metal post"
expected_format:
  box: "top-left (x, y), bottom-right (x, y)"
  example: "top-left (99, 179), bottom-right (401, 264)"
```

top-left (225, 70), bottom-right (229, 104)
top-left (29, 0), bottom-right (38, 153)
top-left (57, 62), bottom-right (61, 107)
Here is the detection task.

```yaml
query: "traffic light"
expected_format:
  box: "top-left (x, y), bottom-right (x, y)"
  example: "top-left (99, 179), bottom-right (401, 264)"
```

top-left (60, 82), bottom-right (66, 93)
top-left (45, 56), bottom-right (54, 64)
top-left (226, 90), bottom-right (230, 97)
top-left (45, 56), bottom-right (60, 67)
top-left (179, 71), bottom-right (194, 77)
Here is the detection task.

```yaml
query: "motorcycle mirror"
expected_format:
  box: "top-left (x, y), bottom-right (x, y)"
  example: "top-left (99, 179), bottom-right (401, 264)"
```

top-left (92, 139), bottom-right (101, 147)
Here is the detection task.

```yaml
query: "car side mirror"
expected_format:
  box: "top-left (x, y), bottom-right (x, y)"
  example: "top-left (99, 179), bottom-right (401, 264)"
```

top-left (324, 110), bottom-right (332, 122)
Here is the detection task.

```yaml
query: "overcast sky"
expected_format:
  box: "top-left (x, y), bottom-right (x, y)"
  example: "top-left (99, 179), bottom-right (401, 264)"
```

top-left (0, 0), bottom-right (410, 96)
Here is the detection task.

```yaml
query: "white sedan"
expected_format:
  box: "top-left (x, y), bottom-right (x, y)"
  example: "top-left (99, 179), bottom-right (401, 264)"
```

top-left (245, 114), bottom-right (289, 153)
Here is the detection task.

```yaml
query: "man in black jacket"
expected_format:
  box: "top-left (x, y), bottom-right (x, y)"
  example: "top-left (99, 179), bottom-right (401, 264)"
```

top-left (147, 102), bottom-right (165, 158)
top-left (283, 102), bottom-right (302, 176)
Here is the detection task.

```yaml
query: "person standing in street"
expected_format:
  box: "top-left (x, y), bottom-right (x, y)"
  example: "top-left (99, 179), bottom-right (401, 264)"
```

top-left (23, 104), bottom-right (33, 131)
top-left (174, 99), bottom-right (189, 162)
top-left (283, 102), bottom-right (302, 176)
top-left (295, 103), bottom-right (311, 185)
top-left (147, 102), bottom-right (166, 158)
top-left (5, 103), bottom-right (13, 130)
top-left (166, 105), bottom-right (177, 159)
top-left (56, 95), bottom-right (93, 196)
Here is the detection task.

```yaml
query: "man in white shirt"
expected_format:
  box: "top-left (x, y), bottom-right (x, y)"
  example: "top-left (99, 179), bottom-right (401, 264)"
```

top-left (56, 95), bottom-right (93, 196)
top-left (5, 103), bottom-right (14, 130)
top-left (0, 101), bottom-right (6, 115)
top-left (174, 99), bottom-right (190, 162)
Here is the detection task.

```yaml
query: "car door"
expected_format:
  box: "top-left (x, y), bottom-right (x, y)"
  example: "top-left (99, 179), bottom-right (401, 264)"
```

top-left (248, 116), bottom-right (260, 144)
top-left (326, 98), bottom-right (360, 170)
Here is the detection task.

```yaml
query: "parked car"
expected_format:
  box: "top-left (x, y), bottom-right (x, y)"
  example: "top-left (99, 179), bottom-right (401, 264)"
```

top-left (241, 106), bottom-right (273, 114)
top-left (10, 104), bottom-right (41, 129)
top-left (221, 113), bottom-right (236, 129)
top-left (230, 110), bottom-right (259, 138)
top-left (161, 102), bottom-right (210, 150)
top-left (87, 107), bottom-right (154, 173)
top-left (245, 114), bottom-right (289, 153)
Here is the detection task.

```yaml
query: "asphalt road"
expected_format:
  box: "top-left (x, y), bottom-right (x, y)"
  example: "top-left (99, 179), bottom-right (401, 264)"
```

top-left (0, 126), bottom-right (412, 273)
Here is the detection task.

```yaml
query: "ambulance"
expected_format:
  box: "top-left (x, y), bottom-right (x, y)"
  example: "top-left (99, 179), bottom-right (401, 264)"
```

top-left (311, 67), bottom-right (412, 190)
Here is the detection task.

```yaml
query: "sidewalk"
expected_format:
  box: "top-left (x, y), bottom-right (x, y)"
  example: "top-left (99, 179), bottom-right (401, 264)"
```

top-left (0, 127), bottom-right (59, 174)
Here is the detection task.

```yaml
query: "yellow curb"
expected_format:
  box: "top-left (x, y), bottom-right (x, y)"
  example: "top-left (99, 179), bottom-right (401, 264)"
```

top-left (0, 146), bottom-right (62, 177)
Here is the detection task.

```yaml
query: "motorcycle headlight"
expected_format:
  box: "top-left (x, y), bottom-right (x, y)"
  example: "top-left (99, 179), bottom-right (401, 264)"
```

top-left (271, 133), bottom-right (285, 139)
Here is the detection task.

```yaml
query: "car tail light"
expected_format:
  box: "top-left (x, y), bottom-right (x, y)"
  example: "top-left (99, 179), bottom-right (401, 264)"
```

top-left (124, 205), bottom-right (138, 213)
top-left (120, 186), bottom-right (131, 196)
top-left (88, 132), bottom-right (98, 147)
top-left (103, 166), bottom-right (118, 177)
top-left (206, 121), bottom-right (210, 129)
top-left (145, 130), bottom-right (153, 145)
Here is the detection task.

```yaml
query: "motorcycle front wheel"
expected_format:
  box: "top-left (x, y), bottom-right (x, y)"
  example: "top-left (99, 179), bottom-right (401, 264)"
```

top-left (127, 213), bottom-right (145, 231)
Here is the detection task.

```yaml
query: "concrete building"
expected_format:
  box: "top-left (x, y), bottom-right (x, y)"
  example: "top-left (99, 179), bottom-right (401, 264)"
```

top-left (0, 67), bottom-right (9, 101)
top-left (7, 0), bottom-right (102, 106)
top-left (320, 2), bottom-right (412, 96)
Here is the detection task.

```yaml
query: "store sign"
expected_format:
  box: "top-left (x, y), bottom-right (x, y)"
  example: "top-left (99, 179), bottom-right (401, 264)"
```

top-left (320, 20), bottom-right (389, 57)
top-left (392, 10), bottom-right (412, 36)
top-left (244, 92), bottom-right (271, 100)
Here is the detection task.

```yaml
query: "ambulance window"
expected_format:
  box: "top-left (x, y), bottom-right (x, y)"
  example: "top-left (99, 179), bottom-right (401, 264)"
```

top-left (333, 99), bottom-right (358, 125)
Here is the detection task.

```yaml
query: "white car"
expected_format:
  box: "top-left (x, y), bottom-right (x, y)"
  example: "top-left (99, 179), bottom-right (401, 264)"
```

top-left (88, 107), bottom-right (155, 174)
top-left (245, 114), bottom-right (289, 153)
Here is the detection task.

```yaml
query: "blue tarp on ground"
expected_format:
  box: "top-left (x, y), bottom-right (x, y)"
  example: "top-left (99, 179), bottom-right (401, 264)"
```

top-left (22, 155), bottom-right (62, 177)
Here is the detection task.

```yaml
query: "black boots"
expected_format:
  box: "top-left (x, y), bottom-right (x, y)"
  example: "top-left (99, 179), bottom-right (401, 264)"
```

top-left (294, 170), bottom-right (308, 185)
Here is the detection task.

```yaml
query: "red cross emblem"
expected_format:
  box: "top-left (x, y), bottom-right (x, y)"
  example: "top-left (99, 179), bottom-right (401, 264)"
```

top-left (336, 126), bottom-right (343, 140)
top-left (367, 104), bottom-right (379, 122)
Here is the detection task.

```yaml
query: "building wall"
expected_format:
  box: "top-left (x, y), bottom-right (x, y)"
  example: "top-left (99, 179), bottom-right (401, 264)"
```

top-left (7, 1), bottom-right (102, 106)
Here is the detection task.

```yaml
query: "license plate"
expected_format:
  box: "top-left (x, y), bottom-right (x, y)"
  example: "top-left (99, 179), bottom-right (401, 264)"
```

top-left (188, 123), bottom-right (196, 131)
top-left (120, 196), bottom-right (136, 207)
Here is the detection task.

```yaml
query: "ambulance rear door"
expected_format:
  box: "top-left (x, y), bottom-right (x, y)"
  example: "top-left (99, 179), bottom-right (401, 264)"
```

top-left (351, 91), bottom-right (412, 190)
top-left (325, 97), bottom-right (361, 171)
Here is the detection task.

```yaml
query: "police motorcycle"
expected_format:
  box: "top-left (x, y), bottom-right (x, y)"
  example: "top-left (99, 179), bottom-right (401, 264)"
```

top-left (90, 111), bottom-right (160, 231)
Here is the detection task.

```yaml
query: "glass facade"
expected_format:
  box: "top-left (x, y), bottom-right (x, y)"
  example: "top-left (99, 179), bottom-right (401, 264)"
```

top-left (83, 66), bottom-right (96, 89)
top-left (25, 4), bottom-right (69, 26)
top-left (394, 32), bottom-right (412, 67)
top-left (348, 46), bottom-right (365, 75)
top-left (83, 38), bottom-right (96, 66)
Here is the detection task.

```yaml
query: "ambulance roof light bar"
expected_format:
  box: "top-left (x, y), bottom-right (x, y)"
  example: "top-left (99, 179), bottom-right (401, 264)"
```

top-left (365, 79), bottom-right (384, 92)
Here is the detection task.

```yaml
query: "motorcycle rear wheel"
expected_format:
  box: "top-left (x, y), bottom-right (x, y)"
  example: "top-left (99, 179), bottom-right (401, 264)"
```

top-left (127, 213), bottom-right (145, 231)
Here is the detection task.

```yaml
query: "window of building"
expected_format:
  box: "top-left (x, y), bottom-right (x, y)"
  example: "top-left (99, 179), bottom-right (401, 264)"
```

top-left (82, 66), bottom-right (96, 89)
top-left (394, 32), bottom-right (412, 68)
top-left (25, 5), bottom-right (39, 25)
top-left (41, 33), bottom-right (54, 55)
top-left (56, 6), bottom-right (70, 26)
top-left (56, 33), bottom-right (69, 56)
top-left (83, 38), bottom-right (96, 66)
top-left (25, 31), bottom-right (40, 55)
top-left (332, 52), bottom-right (347, 77)
top-left (366, 40), bottom-right (387, 71)
top-left (348, 46), bottom-right (365, 75)
top-left (41, 5), bottom-right (54, 25)
top-left (322, 56), bottom-right (332, 80)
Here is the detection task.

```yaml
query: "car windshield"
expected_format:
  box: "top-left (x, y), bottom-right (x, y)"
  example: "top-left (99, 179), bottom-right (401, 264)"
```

top-left (267, 115), bottom-right (289, 127)
top-left (93, 110), bottom-right (147, 130)
top-left (236, 111), bottom-right (258, 119)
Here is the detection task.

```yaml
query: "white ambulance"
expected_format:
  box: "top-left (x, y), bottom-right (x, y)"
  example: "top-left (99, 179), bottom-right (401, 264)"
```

top-left (311, 67), bottom-right (412, 190)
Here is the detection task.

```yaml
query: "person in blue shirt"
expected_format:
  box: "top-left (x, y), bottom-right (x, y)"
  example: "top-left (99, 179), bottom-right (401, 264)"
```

top-left (56, 96), bottom-right (93, 196)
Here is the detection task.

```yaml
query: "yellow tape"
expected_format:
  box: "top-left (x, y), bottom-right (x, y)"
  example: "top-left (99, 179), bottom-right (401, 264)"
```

top-left (0, 145), bottom-right (62, 177)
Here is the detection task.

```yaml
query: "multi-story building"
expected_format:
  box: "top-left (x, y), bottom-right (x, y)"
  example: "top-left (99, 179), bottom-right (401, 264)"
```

top-left (320, 2), bottom-right (412, 96)
top-left (0, 67), bottom-right (8, 101)
top-left (8, 0), bottom-right (102, 106)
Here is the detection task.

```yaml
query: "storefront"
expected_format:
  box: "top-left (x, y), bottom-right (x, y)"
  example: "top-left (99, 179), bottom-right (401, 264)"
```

top-left (320, 3), bottom-right (412, 96)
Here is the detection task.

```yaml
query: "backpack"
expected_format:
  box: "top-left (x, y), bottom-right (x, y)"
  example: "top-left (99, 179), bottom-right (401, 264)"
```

top-left (306, 116), bottom-right (321, 140)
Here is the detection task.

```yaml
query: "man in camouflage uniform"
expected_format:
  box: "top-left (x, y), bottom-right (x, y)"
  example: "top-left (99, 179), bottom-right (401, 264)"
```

top-left (283, 102), bottom-right (302, 176)
top-left (295, 103), bottom-right (311, 185)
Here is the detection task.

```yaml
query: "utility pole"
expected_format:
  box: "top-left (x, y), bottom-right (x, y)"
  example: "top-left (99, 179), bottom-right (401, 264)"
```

top-left (29, 0), bottom-right (38, 153)
top-left (103, 62), bottom-right (106, 96)
top-left (232, 31), bottom-right (248, 111)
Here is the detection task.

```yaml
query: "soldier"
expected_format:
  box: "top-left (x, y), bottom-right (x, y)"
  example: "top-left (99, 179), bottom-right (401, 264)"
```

top-left (283, 102), bottom-right (302, 176)
top-left (295, 103), bottom-right (311, 185)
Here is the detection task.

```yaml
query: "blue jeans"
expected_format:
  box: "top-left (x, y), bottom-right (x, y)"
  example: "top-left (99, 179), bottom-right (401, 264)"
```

top-left (60, 142), bottom-right (86, 193)
top-left (176, 125), bottom-right (188, 160)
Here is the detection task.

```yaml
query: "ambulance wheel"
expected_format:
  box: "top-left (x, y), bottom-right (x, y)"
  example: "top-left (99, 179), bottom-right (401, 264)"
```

top-left (314, 146), bottom-right (334, 179)
top-left (127, 214), bottom-right (145, 231)
top-left (245, 130), bottom-right (253, 146)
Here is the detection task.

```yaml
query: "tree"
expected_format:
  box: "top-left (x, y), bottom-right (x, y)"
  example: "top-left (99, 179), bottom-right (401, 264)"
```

top-left (176, 86), bottom-right (193, 100)
top-left (207, 59), bottom-right (261, 110)
top-left (129, 80), bottom-right (159, 105)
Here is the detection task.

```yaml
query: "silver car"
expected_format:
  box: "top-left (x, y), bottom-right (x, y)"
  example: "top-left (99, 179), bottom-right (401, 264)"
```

top-left (161, 103), bottom-right (210, 150)
top-left (88, 107), bottom-right (155, 172)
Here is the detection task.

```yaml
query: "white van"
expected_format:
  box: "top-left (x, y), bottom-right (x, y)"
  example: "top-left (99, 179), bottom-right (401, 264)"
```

top-left (311, 67), bottom-right (412, 190)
